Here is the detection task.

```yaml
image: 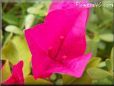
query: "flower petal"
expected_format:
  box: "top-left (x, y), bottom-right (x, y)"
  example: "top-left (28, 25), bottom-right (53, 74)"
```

top-left (25, 26), bottom-right (56, 78)
top-left (4, 61), bottom-right (24, 84)
top-left (56, 8), bottom-right (89, 61)
top-left (47, 53), bottom-right (92, 78)
top-left (25, 9), bottom-right (81, 53)
top-left (49, 0), bottom-right (76, 12)
top-left (25, 0), bottom-right (91, 79)
top-left (49, 0), bottom-right (91, 12)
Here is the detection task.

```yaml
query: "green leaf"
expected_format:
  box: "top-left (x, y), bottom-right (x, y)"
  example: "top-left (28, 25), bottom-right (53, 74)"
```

top-left (87, 68), bottom-right (111, 80)
top-left (2, 35), bottom-right (31, 77)
top-left (27, 3), bottom-right (48, 17)
top-left (94, 7), bottom-right (104, 22)
top-left (12, 35), bottom-right (31, 77)
top-left (3, 13), bottom-right (19, 25)
top-left (25, 75), bottom-right (52, 85)
top-left (87, 57), bottom-right (101, 69)
top-left (92, 77), bottom-right (113, 85)
top-left (86, 36), bottom-right (99, 56)
top-left (38, 10), bottom-right (47, 17)
top-left (25, 14), bottom-right (35, 29)
top-left (2, 41), bottom-right (19, 64)
top-left (50, 74), bottom-right (57, 81)
top-left (103, 7), bottom-right (113, 19)
top-left (98, 42), bottom-right (106, 50)
top-left (5, 25), bottom-right (23, 35)
top-left (63, 75), bottom-right (77, 85)
top-left (0, 60), bottom-right (11, 83)
top-left (63, 72), bottom-right (92, 85)
top-left (99, 33), bottom-right (113, 42)
top-left (103, 0), bottom-right (114, 9)
top-left (55, 79), bottom-right (63, 85)
top-left (4, 33), bottom-right (13, 45)
top-left (110, 47), bottom-right (114, 64)
top-left (105, 59), bottom-right (112, 71)
top-left (27, 4), bottom-right (43, 15)
top-left (98, 62), bottom-right (106, 68)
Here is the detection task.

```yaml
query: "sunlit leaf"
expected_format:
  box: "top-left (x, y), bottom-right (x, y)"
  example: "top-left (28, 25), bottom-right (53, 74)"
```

top-left (25, 75), bottom-right (52, 85)
top-left (63, 75), bottom-right (77, 85)
top-left (103, 0), bottom-right (114, 10)
top-left (110, 47), bottom-right (114, 64)
top-left (92, 77), bottom-right (113, 85)
top-left (27, 3), bottom-right (48, 16)
top-left (5, 25), bottom-right (23, 35)
top-left (99, 33), bottom-right (113, 42)
top-left (2, 41), bottom-right (19, 64)
top-left (94, 7), bottom-right (104, 21)
top-left (98, 42), bottom-right (106, 50)
top-left (86, 36), bottom-right (100, 56)
top-left (25, 14), bottom-right (35, 29)
top-left (55, 79), bottom-right (63, 85)
top-left (3, 33), bottom-right (13, 45)
top-left (63, 71), bottom-right (92, 85)
top-left (87, 57), bottom-right (101, 69)
top-left (87, 68), bottom-right (111, 80)
top-left (98, 62), bottom-right (106, 68)
top-left (0, 60), bottom-right (11, 83)
top-left (12, 35), bottom-right (31, 77)
top-left (50, 74), bottom-right (57, 81)
top-left (27, 4), bottom-right (43, 15)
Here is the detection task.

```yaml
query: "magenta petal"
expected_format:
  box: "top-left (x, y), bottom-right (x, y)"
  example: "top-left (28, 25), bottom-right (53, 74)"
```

top-left (25, 27), bottom-right (56, 78)
top-left (25, 9), bottom-right (80, 54)
top-left (49, 0), bottom-right (76, 12)
top-left (25, 8), bottom-right (87, 59)
top-left (48, 0), bottom-right (90, 61)
top-left (32, 55), bottom-right (54, 79)
top-left (4, 61), bottom-right (24, 84)
top-left (31, 50), bottom-right (56, 78)
top-left (25, 9), bottom-right (86, 78)
top-left (49, 0), bottom-right (90, 12)
top-left (25, 0), bottom-right (92, 79)
top-left (56, 8), bottom-right (89, 60)
top-left (47, 53), bottom-right (92, 78)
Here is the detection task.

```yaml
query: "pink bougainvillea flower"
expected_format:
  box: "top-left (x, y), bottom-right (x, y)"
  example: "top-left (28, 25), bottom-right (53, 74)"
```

top-left (3, 61), bottom-right (24, 84)
top-left (25, 0), bottom-right (92, 79)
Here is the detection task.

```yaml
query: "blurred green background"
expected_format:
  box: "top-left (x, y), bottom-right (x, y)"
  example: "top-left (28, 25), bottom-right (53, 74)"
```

top-left (0, 0), bottom-right (114, 85)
